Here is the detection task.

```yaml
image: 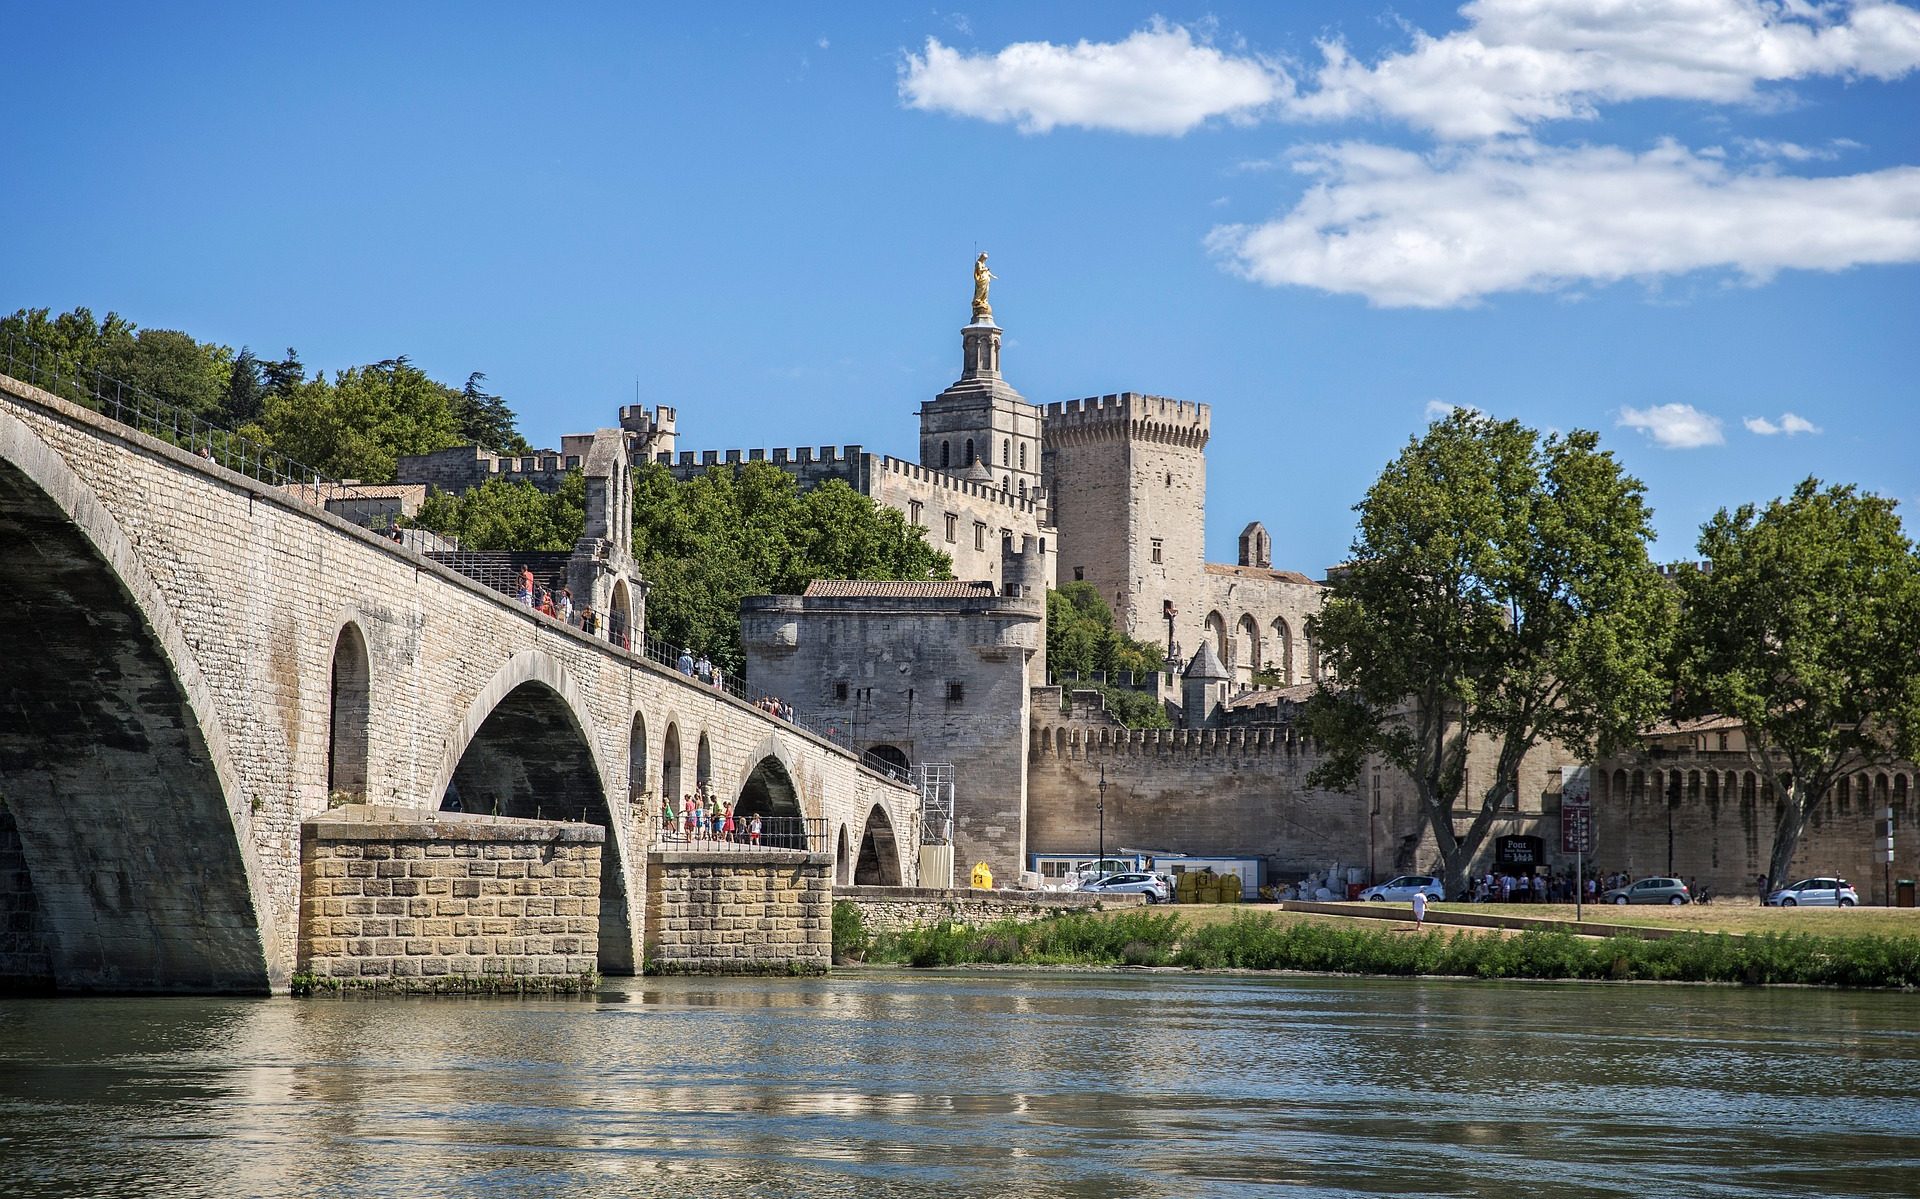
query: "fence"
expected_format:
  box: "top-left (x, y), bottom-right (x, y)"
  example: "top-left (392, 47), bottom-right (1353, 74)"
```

top-left (645, 813), bottom-right (825, 854)
top-left (0, 327), bottom-right (405, 530)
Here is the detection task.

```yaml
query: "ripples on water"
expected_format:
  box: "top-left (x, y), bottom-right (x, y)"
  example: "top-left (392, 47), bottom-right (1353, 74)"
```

top-left (2, 972), bottom-right (1917, 1198)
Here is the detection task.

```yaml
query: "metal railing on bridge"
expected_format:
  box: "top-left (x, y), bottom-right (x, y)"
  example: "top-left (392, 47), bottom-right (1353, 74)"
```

top-left (0, 328), bottom-right (917, 789)
top-left (646, 814), bottom-right (825, 854)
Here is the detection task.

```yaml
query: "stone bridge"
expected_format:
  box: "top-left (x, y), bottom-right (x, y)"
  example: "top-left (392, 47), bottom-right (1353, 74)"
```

top-left (0, 371), bottom-right (919, 993)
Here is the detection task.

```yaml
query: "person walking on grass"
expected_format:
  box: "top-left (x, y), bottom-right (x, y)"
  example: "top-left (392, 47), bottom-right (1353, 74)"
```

top-left (1411, 889), bottom-right (1428, 927)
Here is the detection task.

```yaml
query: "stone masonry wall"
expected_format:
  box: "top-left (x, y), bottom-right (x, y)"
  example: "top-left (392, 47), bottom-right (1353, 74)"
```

top-left (0, 800), bottom-right (51, 990)
top-left (0, 372), bottom-right (918, 991)
top-left (645, 850), bottom-right (832, 973)
top-left (839, 884), bottom-right (1129, 934)
top-left (298, 806), bottom-right (603, 992)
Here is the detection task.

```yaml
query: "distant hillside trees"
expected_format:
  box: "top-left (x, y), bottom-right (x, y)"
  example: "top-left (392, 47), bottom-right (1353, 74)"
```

top-left (1, 306), bottom-right (531, 479)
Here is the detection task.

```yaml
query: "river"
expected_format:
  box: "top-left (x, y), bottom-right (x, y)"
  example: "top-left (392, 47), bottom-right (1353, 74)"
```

top-left (2, 970), bottom-right (1916, 1198)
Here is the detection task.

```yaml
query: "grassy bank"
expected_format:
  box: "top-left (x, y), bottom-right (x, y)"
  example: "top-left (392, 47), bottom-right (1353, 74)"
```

top-left (836, 904), bottom-right (1920, 988)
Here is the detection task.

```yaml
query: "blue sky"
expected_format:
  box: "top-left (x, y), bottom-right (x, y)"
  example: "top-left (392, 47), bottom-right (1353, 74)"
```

top-left (4, 2), bottom-right (1916, 573)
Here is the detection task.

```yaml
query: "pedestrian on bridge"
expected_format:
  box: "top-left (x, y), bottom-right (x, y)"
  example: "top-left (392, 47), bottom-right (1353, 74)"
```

top-left (517, 566), bottom-right (535, 606)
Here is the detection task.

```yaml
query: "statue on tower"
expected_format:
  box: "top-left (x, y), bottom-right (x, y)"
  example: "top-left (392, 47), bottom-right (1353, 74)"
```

top-left (971, 252), bottom-right (997, 322)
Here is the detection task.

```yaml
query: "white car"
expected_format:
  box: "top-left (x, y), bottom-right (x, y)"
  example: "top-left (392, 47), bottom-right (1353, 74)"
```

top-left (1079, 872), bottom-right (1172, 904)
top-left (1766, 878), bottom-right (1859, 907)
top-left (1359, 875), bottom-right (1445, 902)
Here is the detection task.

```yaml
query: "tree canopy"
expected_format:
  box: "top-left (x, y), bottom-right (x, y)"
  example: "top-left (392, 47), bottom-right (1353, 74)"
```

top-left (412, 471), bottom-right (587, 552)
top-left (1303, 411), bottom-right (1673, 895)
top-left (1046, 582), bottom-right (1171, 728)
top-left (1672, 479), bottom-right (1920, 890)
top-left (632, 462), bottom-right (951, 675)
top-left (2, 306), bottom-right (531, 475)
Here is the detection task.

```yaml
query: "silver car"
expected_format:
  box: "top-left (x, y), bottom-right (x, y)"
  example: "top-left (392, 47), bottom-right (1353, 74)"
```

top-left (1359, 875), bottom-right (1446, 902)
top-left (1079, 872), bottom-right (1171, 904)
top-left (1766, 877), bottom-right (1859, 907)
top-left (1603, 877), bottom-right (1691, 905)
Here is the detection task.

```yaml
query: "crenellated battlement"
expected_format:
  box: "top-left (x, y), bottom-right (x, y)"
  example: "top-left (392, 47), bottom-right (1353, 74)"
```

top-left (1041, 392), bottom-right (1210, 449)
top-left (879, 456), bottom-right (1042, 516)
top-left (658, 444), bottom-right (866, 469)
top-left (1030, 723), bottom-right (1319, 759)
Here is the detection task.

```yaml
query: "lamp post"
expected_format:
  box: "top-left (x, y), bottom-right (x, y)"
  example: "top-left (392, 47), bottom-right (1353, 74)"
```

top-left (1097, 764), bottom-right (1107, 877)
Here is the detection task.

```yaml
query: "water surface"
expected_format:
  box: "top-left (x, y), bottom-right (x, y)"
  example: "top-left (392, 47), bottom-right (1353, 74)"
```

top-left (2, 970), bottom-right (1916, 1197)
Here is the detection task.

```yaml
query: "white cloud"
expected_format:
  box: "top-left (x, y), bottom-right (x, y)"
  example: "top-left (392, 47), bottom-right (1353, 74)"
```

top-left (1744, 411), bottom-right (1822, 434)
top-left (817, 37), bottom-right (830, 51)
top-left (1736, 136), bottom-right (1864, 161)
top-left (1289, 0), bottom-right (1920, 140)
top-left (1425, 400), bottom-right (1484, 420)
top-left (1619, 403), bottom-right (1725, 448)
top-left (1205, 140), bottom-right (1920, 307)
top-left (898, 22), bottom-right (1288, 135)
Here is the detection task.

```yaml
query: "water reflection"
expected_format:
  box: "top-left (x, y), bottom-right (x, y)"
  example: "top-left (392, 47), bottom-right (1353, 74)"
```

top-left (1, 972), bottom-right (1917, 1197)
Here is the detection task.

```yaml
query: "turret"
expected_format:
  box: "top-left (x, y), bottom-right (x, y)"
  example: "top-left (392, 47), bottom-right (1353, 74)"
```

top-left (1182, 641), bottom-right (1231, 729)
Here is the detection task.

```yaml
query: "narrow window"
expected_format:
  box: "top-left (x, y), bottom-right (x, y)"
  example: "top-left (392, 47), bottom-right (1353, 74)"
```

top-left (941, 441), bottom-right (950, 468)
top-left (1018, 479), bottom-right (1027, 499)
top-left (946, 682), bottom-right (964, 703)
top-left (833, 681), bottom-right (849, 702)
top-left (1151, 538), bottom-right (1163, 564)
top-left (1002, 438), bottom-right (1010, 466)
top-left (909, 500), bottom-right (923, 526)
top-left (1073, 566), bottom-right (1085, 581)
top-left (944, 512), bottom-right (958, 542)
top-left (1002, 475), bottom-right (1010, 493)
top-left (965, 438), bottom-right (975, 466)
top-left (974, 521), bottom-right (986, 551)
top-left (1019, 443), bottom-right (1027, 470)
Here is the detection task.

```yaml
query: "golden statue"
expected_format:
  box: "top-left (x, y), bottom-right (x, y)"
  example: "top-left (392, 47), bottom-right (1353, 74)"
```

top-left (971, 252), bottom-right (997, 321)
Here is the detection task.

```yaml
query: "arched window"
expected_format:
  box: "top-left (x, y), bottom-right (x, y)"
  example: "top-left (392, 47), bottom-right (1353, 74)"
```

top-left (1018, 479), bottom-right (1027, 498)
top-left (1002, 438), bottom-right (1010, 466)
top-left (941, 440), bottom-right (950, 468)
top-left (964, 438), bottom-right (975, 466)
top-left (1019, 443), bottom-right (1027, 470)
top-left (1002, 475), bottom-right (1010, 493)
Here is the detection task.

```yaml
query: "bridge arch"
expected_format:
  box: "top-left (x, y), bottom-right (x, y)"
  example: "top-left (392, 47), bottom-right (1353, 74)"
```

top-left (627, 711), bottom-right (649, 807)
top-left (853, 805), bottom-right (903, 886)
top-left (0, 409), bottom-right (277, 991)
top-left (327, 622), bottom-right (371, 803)
top-left (431, 651), bottom-right (636, 973)
top-left (661, 721), bottom-right (683, 801)
top-left (835, 824), bottom-right (852, 885)
top-left (736, 754), bottom-right (807, 849)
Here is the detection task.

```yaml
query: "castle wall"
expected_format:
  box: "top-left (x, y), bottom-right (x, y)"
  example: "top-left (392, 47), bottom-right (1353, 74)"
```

top-left (1043, 394), bottom-right (1210, 650)
top-left (1587, 757), bottom-right (1920, 903)
top-left (1199, 567), bottom-right (1326, 687)
top-left (742, 588), bottom-right (1044, 883)
top-left (657, 444), bottom-right (873, 492)
top-left (873, 456), bottom-right (1054, 590)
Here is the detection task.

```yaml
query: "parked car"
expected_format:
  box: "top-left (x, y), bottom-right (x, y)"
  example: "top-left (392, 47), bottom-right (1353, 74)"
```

top-left (1603, 877), bottom-right (1691, 905)
top-left (1078, 872), bottom-right (1171, 904)
top-left (1766, 878), bottom-right (1859, 907)
top-left (1359, 875), bottom-right (1446, 902)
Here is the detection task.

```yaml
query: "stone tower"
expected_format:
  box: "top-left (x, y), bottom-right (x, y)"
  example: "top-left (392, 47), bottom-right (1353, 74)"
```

top-left (919, 312), bottom-right (1044, 504)
top-left (1238, 521), bottom-right (1272, 569)
top-left (1181, 641), bottom-right (1231, 728)
top-left (1042, 393), bottom-right (1210, 647)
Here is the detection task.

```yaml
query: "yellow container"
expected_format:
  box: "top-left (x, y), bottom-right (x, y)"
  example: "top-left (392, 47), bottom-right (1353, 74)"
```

top-left (969, 862), bottom-right (994, 890)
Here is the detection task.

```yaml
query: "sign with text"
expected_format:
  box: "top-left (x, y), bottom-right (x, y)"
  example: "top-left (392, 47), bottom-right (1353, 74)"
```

top-left (1496, 834), bottom-right (1545, 870)
top-left (1561, 766), bottom-right (1593, 855)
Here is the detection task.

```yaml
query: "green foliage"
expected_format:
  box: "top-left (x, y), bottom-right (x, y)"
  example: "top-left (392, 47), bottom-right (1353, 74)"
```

top-left (632, 462), bottom-right (951, 674)
top-left (869, 909), bottom-right (1182, 967)
top-left (2, 306), bottom-right (230, 419)
top-left (868, 910), bottom-right (1920, 987)
top-left (1303, 412), bottom-right (1674, 894)
top-left (1046, 583), bottom-right (1171, 729)
top-left (411, 471), bottom-right (586, 551)
top-left (249, 357), bottom-right (466, 483)
top-left (1672, 479), bottom-right (1920, 888)
top-left (832, 900), bottom-right (870, 962)
top-left (457, 371), bottom-right (531, 454)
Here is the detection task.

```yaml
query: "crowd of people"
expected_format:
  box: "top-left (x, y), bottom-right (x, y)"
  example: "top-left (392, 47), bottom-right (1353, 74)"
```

top-left (1470, 869), bottom-right (1715, 904)
top-left (660, 792), bottom-right (763, 846)
top-left (513, 565), bottom-right (630, 647)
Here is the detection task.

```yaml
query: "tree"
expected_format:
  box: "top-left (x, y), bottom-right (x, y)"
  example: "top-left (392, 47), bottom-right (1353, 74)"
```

top-left (1303, 412), bottom-right (1673, 896)
top-left (457, 371), bottom-right (531, 454)
top-left (1046, 582), bottom-right (1171, 729)
top-left (411, 472), bottom-right (586, 551)
top-left (1672, 479), bottom-right (1920, 891)
top-left (630, 462), bottom-right (951, 676)
top-left (223, 349), bottom-right (266, 423)
top-left (251, 357), bottom-right (465, 482)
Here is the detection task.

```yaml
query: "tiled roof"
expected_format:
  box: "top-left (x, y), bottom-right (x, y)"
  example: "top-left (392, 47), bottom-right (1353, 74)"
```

top-left (1643, 715), bottom-right (1745, 735)
top-left (802, 579), bottom-right (997, 599)
top-left (1204, 563), bottom-right (1320, 585)
top-left (1226, 682), bottom-right (1318, 708)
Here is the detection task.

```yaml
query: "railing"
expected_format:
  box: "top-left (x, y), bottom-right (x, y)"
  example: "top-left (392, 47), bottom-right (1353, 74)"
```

top-left (0, 329), bottom-right (918, 788)
top-left (645, 813), bottom-right (825, 854)
top-left (0, 327), bottom-right (402, 529)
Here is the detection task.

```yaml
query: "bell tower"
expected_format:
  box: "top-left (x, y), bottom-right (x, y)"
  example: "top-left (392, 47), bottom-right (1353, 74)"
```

top-left (918, 257), bottom-right (1043, 503)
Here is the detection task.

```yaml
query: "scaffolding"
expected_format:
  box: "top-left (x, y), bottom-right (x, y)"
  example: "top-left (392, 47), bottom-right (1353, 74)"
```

top-left (916, 764), bottom-right (955, 845)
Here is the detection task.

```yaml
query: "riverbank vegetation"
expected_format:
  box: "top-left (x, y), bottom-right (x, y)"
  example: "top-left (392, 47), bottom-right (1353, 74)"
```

top-left (841, 906), bottom-right (1920, 988)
